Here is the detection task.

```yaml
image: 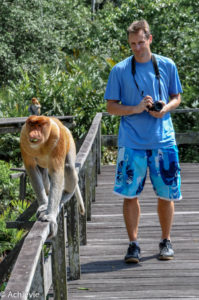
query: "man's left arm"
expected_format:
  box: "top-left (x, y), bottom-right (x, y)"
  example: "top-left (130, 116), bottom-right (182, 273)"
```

top-left (149, 93), bottom-right (181, 118)
top-left (163, 93), bottom-right (181, 112)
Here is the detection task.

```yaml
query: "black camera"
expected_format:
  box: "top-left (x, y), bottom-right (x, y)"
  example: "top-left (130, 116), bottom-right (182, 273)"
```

top-left (148, 101), bottom-right (163, 112)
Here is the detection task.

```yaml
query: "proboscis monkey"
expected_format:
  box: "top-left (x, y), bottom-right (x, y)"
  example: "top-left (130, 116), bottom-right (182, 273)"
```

top-left (28, 97), bottom-right (41, 116)
top-left (20, 115), bottom-right (85, 238)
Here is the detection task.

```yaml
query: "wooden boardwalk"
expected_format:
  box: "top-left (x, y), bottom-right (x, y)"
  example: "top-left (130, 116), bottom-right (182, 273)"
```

top-left (67, 163), bottom-right (199, 300)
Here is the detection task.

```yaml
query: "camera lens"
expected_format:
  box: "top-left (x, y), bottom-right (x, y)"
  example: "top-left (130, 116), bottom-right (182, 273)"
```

top-left (153, 101), bottom-right (163, 112)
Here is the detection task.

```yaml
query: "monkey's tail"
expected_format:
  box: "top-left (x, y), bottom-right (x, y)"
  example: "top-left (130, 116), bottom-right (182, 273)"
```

top-left (75, 184), bottom-right (85, 215)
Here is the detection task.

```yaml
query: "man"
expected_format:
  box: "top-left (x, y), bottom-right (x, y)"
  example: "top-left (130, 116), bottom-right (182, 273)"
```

top-left (104, 20), bottom-right (182, 263)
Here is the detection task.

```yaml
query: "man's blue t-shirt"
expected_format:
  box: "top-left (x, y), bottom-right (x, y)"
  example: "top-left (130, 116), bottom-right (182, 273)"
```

top-left (104, 54), bottom-right (183, 150)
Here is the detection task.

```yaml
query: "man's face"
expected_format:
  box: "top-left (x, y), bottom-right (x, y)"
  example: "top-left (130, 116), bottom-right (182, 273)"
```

top-left (128, 29), bottom-right (152, 61)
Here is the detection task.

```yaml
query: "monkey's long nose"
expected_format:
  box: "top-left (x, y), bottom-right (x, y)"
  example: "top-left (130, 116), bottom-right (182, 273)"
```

top-left (29, 130), bottom-right (42, 142)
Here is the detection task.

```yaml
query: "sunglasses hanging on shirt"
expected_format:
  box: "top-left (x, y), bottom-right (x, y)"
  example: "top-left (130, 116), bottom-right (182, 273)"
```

top-left (131, 54), bottom-right (162, 100)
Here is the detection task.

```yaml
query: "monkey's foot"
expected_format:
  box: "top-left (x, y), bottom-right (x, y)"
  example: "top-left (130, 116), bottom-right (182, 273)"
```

top-left (79, 205), bottom-right (85, 216)
top-left (39, 214), bottom-right (58, 238)
top-left (36, 204), bottom-right (48, 219)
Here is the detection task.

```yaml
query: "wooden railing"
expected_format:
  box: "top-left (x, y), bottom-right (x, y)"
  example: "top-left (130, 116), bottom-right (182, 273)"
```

top-left (2, 113), bottom-right (102, 300)
top-left (102, 108), bottom-right (199, 146)
top-left (0, 116), bottom-right (74, 134)
top-left (1, 108), bottom-right (199, 299)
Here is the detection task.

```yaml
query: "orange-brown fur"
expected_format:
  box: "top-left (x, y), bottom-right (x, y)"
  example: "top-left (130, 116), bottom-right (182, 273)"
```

top-left (21, 116), bottom-right (68, 169)
top-left (20, 115), bottom-right (85, 238)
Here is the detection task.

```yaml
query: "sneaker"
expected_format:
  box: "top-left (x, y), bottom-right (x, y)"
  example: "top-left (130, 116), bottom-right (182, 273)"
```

top-left (124, 243), bottom-right (141, 263)
top-left (158, 239), bottom-right (174, 260)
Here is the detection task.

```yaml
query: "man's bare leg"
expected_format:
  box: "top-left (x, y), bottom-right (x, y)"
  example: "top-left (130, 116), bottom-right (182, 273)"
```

top-left (157, 198), bottom-right (175, 260)
top-left (123, 197), bottom-right (141, 263)
top-left (157, 198), bottom-right (174, 240)
top-left (123, 197), bottom-right (140, 241)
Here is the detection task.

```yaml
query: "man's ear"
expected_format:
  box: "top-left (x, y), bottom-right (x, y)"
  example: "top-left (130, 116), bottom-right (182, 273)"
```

top-left (149, 34), bottom-right (153, 45)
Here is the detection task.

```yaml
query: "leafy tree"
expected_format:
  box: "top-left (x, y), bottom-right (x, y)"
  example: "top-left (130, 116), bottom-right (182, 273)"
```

top-left (0, 0), bottom-right (92, 84)
top-left (0, 0), bottom-right (199, 157)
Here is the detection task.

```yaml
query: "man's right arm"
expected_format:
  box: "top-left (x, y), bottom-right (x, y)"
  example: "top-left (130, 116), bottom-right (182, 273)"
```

top-left (106, 98), bottom-right (153, 116)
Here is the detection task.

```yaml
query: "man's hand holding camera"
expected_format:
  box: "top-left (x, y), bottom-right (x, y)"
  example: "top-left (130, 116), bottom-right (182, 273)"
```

top-left (148, 99), bottom-right (166, 118)
top-left (138, 95), bottom-right (166, 118)
top-left (136, 95), bottom-right (153, 114)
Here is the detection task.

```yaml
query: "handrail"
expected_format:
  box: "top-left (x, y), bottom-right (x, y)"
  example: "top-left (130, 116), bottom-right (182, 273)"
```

top-left (2, 222), bottom-right (50, 300)
top-left (1, 109), bottom-right (198, 299)
top-left (0, 116), bottom-right (74, 125)
top-left (102, 108), bottom-right (199, 116)
top-left (76, 113), bottom-right (102, 172)
top-left (2, 113), bottom-right (102, 300)
top-left (0, 116), bottom-right (74, 134)
top-left (102, 109), bottom-right (199, 146)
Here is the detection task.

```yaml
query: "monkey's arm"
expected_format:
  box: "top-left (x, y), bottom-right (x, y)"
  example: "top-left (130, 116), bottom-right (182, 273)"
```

top-left (38, 167), bottom-right (50, 195)
top-left (46, 169), bottom-right (64, 216)
top-left (26, 166), bottom-right (49, 215)
top-left (39, 168), bottom-right (64, 238)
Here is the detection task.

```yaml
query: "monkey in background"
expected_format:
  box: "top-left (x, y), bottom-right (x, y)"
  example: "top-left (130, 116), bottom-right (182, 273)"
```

top-left (28, 97), bottom-right (41, 116)
top-left (20, 115), bottom-right (85, 238)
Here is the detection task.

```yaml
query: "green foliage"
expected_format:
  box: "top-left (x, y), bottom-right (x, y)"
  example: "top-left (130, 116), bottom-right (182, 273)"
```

top-left (178, 144), bottom-right (199, 163)
top-left (0, 203), bottom-right (25, 256)
top-left (0, 134), bottom-right (21, 163)
top-left (0, 282), bottom-right (7, 292)
top-left (0, 0), bottom-right (91, 84)
top-left (0, 55), bottom-right (109, 137)
top-left (0, 160), bottom-right (20, 212)
top-left (0, 0), bottom-right (199, 153)
top-left (0, 161), bottom-right (30, 259)
top-left (102, 146), bottom-right (117, 165)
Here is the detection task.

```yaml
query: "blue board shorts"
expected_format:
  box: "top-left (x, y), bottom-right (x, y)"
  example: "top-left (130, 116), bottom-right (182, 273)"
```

top-left (114, 146), bottom-right (182, 201)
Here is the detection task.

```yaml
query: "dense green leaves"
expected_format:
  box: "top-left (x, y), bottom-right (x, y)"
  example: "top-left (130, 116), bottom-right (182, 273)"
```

top-left (0, 0), bottom-right (199, 145)
top-left (0, 0), bottom-right (91, 84)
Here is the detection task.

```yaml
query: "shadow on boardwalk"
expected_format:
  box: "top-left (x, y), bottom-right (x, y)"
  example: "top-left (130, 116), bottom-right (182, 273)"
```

top-left (68, 163), bottom-right (199, 300)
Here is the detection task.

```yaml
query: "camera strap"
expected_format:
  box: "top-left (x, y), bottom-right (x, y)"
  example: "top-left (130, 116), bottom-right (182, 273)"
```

top-left (131, 54), bottom-right (162, 99)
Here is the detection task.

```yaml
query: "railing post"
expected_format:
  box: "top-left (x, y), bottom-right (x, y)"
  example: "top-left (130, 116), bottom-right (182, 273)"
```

top-left (94, 138), bottom-right (98, 187)
top-left (96, 121), bottom-right (101, 175)
top-left (19, 172), bottom-right (26, 204)
top-left (66, 196), bottom-right (81, 280)
top-left (91, 141), bottom-right (97, 203)
top-left (79, 167), bottom-right (87, 246)
top-left (85, 154), bottom-right (92, 221)
top-left (51, 206), bottom-right (68, 300)
top-left (29, 251), bottom-right (45, 299)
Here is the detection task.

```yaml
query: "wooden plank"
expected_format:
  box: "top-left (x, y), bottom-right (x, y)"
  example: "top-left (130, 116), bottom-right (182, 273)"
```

top-left (67, 163), bottom-right (199, 300)
top-left (29, 251), bottom-right (45, 299)
top-left (0, 116), bottom-right (74, 125)
top-left (66, 196), bottom-right (81, 280)
top-left (0, 116), bottom-right (74, 134)
top-left (6, 221), bottom-right (34, 230)
top-left (79, 167), bottom-right (87, 246)
top-left (3, 222), bottom-right (50, 300)
top-left (76, 113), bottom-right (102, 172)
top-left (43, 253), bottom-right (53, 297)
top-left (15, 201), bottom-right (38, 221)
top-left (0, 235), bottom-right (27, 285)
top-left (51, 207), bottom-right (68, 300)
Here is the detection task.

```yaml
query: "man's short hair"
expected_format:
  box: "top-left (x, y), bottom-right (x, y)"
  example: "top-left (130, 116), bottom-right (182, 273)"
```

top-left (127, 19), bottom-right (151, 39)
